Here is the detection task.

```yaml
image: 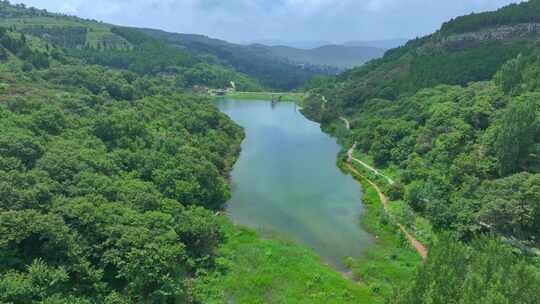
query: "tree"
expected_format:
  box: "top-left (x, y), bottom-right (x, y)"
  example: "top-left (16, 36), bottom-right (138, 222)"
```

top-left (494, 93), bottom-right (538, 175)
top-left (0, 46), bottom-right (8, 61)
top-left (0, 129), bottom-right (44, 168)
top-left (495, 54), bottom-right (526, 95)
top-left (477, 173), bottom-right (540, 244)
top-left (393, 236), bottom-right (540, 304)
top-left (387, 182), bottom-right (405, 201)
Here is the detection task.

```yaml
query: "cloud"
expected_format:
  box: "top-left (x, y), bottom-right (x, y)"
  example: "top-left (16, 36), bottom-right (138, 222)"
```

top-left (14, 0), bottom-right (522, 43)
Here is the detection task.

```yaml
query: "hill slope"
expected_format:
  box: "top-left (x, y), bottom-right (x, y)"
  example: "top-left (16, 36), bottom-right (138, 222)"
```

top-left (306, 1), bottom-right (540, 114)
top-left (0, 1), bottom-right (340, 91)
top-left (0, 2), bottom-right (266, 91)
top-left (305, 2), bottom-right (540, 303)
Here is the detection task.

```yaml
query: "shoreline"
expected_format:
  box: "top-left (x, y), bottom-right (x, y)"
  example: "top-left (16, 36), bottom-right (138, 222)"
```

top-left (339, 159), bottom-right (422, 300)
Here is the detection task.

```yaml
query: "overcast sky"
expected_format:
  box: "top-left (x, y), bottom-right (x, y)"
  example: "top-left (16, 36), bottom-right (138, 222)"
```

top-left (14, 0), bottom-right (523, 43)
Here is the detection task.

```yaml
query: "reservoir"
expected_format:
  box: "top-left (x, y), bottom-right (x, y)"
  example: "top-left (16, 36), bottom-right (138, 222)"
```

top-left (217, 99), bottom-right (373, 269)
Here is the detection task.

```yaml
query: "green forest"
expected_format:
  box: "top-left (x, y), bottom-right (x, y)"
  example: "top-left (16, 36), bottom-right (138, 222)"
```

top-left (1, 0), bottom-right (540, 303)
top-left (0, 21), bottom-right (246, 302)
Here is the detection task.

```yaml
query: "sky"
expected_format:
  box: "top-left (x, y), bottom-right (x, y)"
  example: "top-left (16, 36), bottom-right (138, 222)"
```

top-left (14, 0), bottom-right (523, 44)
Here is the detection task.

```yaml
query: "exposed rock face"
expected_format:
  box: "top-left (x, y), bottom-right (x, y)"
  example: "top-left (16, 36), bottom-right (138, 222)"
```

top-left (420, 23), bottom-right (540, 53)
top-left (444, 23), bottom-right (540, 42)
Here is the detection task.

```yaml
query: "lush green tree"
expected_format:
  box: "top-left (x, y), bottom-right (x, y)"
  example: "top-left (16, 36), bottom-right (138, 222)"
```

top-left (477, 173), bottom-right (540, 244)
top-left (394, 236), bottom-right (540, 304)
top-left (0, 24), bottom-right (244, 301)
top-left (495, 54), bottom-right (526, 95)
top-left (0, 129), bottom-right (44, 168)
top-left (387, 182), bottom-right (405, 201)
top-left (0, 46), bottom-right (8, 61)
top-left (0, 170), bottom-right (53, 211)
top-left (494, 94), bottom-right (538, 175)
top-left (30, 105), bottom-right (68, 135)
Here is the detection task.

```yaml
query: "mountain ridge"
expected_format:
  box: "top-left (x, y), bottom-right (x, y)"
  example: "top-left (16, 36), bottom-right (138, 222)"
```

top-left (260, 43), bottom-right (386, 69)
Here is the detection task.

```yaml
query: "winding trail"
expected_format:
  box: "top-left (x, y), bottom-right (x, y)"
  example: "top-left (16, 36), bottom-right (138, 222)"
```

top-left (340, 117), bottom-right (351, 130)
top-left (320, 95), bottom-right (328, 111)
top-left (345, 140), bottom-right (394, 185)
top-left (346, 144), bottom-right (427, 260)
top-left (324, 107), bottom-right (427, 259)
top-left (351, 157), bottom-right (395, 185)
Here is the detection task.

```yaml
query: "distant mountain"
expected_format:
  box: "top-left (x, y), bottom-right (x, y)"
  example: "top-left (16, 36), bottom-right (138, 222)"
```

top-left (343, 38), bottom-right (409, 49)
top-left (251, 39), bottom-right (333, 49)
top-left (251, 38), bottom-right (408, 50)
top-left (266, 44), bottom-right (386, 69)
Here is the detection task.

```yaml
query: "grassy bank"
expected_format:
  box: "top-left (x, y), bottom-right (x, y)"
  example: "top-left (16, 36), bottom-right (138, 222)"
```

top-left (338, 161), bottom-right (423, 301)
top-left (349, 152), bottom-right (435, 246)
top-left (217, 91), bottom-right (306, 102)
top-left (193, 219), bottom-right (378, 304)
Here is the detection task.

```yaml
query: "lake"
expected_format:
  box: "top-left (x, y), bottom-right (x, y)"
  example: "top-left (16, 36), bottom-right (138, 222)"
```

top-left (217, 99), bottom-right (373, 269)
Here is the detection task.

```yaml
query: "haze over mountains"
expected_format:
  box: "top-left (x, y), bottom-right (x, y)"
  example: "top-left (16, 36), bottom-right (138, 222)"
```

top-left (147, 30), bottom-right (394, 70)
top-left (250, 39), bottom-right (333, 50)
top-left (242, 38), bottom-right (411, 69)
top-left (265, 44), bottom-right (386, 70)
top-left (343, 39), bottom-right (409, 49)
top-left (251, 38), bottom-right (408, 50)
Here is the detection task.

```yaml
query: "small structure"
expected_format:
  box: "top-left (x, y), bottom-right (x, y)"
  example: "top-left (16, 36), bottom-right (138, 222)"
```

top-left (214, 89), bottom-right (227, 96)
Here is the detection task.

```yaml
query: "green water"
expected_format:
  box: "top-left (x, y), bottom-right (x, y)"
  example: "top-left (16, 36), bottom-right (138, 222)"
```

top-left (217, 99), bottom-right (373, 269)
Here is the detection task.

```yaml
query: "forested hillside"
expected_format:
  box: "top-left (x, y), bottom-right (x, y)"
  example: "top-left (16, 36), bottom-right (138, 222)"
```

top-left (305, 1), bottom-right (540, 114)
top-left (0, 22), bottom-right (245, 303)
top-left (0, 0), bottom-right (347, 91)
top-left (0, 1), bottom-right (265, 91)
top-left (305, 1), bottom-right (540, 303)
top-left (140, 29), bottom-right (340, 90)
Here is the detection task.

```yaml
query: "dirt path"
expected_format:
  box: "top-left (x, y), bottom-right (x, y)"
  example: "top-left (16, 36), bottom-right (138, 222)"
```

top-left (346, 162), bottom-right (428, 260)
top-left (346, 142), bottom-right (357, 163)
top-left (398, 223), bottom-right (428, 259)
top-left (320, 95), bottom-right (328, 111)
top-left (346, 142), bottom-right (395, 185)
top-left (351, 157), bottom-right (395, 185)
top-left (340, 117), bottom-right (351, 130)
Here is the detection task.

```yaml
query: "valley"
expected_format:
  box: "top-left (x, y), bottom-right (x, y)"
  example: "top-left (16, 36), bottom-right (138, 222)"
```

top-left (0, 1), bottom-right (539, 303)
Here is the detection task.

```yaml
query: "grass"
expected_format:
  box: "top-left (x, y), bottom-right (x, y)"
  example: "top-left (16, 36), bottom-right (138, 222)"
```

top-left (193, 220), bottom-right (378, 304)
top-left (219, 91), bottom-right (306, 102)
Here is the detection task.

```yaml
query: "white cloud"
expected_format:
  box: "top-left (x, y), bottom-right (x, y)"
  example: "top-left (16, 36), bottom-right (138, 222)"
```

top-left (13, 0), bottom-right (522, 43)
